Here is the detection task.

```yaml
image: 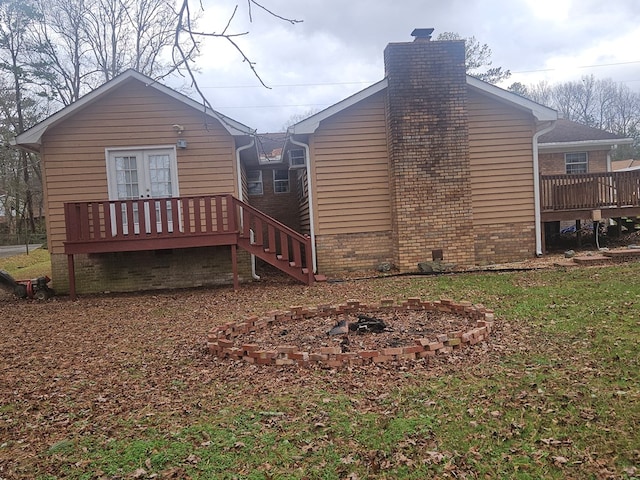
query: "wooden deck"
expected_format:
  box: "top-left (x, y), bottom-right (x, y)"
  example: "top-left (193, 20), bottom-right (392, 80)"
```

top-left (64, 194), bottom-right (314, 299)
top-left (541, 170), bottom-right (640, 221)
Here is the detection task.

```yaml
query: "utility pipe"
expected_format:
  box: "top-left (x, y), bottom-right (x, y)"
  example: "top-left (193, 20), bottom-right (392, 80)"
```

top-left (235, 137), bottom-right (260, 280)
top-left (288, 136), bottom-right (318, 273)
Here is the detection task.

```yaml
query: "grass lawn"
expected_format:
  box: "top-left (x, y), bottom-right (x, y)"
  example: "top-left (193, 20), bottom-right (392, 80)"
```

top-left (0, 248), bottom-right (52, 280)
top-left (0, 261), bottom-right (638, 479)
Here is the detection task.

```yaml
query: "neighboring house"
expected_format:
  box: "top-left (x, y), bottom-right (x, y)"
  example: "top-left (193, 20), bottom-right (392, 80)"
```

top-left (612, 159), bottom-right (640, 171)
top-left (13, 28), bottom-right (640, 296)
top-left (538, 119), bottom-right (633, 175)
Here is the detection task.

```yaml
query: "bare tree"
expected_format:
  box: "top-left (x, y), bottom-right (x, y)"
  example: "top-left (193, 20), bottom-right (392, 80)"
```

top-left (171, 0), bottom-right (302, 113)
top-left (0, 0), bottom-right (45, 233)
top-left (436, 32), bottom-right (511, 84)
top-left (34, 0), bottom-right (90, 105)
top-left (513, 75), bottom-right (640, 159)
top-left (31, 0), bottom-right (200, 106)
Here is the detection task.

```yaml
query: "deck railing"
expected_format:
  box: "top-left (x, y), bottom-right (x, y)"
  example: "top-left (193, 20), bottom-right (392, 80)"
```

top-left (64, 194), bottom-right (238, 252)
top-left (63, 194), bottom-right (314, 288)
top-left (541, 171), bottom-right (640, 211)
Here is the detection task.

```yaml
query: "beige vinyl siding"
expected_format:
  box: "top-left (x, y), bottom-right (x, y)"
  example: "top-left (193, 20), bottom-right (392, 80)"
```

top-left (468, 90), bottom-right (536, 225)
top-left (310, 91), bottom-right (391, 235)
top-left (41, 79), bottom-right (237, 252)
top-left (296, 169), bottom-right (311, 235)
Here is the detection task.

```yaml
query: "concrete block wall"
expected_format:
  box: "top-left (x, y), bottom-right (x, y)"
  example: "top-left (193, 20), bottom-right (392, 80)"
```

top-left (51, 246), bottom-right (252, 294)
top-left (384, 37), bottom-right (476, 271)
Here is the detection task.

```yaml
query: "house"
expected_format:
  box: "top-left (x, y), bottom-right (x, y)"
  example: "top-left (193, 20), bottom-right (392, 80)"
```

top-left (13, 28), bottom-right (640, 296)
top-left (285, 28), bottom-right (558, 273)
top-left (536, 118), bottom-right (638, 245)
top-left (12, 70), bottom-right (318, 297)
top-left (538, 119), bottom-right (633, 175)
top-left (612, 159), bottom-right (640, 171)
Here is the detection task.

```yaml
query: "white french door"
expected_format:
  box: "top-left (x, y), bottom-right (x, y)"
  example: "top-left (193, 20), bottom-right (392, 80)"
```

top-left (106, 147), bottom-right (179, 235)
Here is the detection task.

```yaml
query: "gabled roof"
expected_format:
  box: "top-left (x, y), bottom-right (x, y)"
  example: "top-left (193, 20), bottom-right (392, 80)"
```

top-left (289, 76), bottom-right (557, 135)
top-left (465, 76), bottom-right (557, 122)
top-left (288, 79), bottom-right (389, 135)
top-left (12, 69), bottom-right (254, 152)
top-left (539, 118), bottom-right (633, 149)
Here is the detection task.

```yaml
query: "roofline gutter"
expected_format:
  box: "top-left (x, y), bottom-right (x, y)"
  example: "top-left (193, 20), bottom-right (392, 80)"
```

top-left (539, 138), bottom-right (634, 150)
top-left (288, 135), bottom-right (317, 274)
top-left (533, 121), bottom-right (557, 256)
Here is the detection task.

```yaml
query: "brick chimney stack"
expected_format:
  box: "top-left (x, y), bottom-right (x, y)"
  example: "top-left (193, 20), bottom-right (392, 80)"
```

top-left (384, 29), bottom-right (476, 270)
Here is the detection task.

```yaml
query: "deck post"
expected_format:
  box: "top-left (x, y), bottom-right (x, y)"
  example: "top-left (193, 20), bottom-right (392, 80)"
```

top-left (67, 254), bottom-right (77, 301)
top-left (231, 244), bottom-right (239, 291)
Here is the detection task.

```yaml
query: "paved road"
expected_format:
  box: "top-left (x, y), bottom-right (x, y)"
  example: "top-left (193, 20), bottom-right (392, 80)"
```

top-left (0, 244), bottom-right (43, 259)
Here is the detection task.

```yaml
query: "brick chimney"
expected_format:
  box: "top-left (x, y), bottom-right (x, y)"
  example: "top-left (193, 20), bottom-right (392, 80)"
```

top-left (384, 29), bottom-right (476, 271)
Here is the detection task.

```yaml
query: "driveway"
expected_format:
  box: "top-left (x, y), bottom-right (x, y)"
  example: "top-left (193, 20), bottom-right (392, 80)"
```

top-left (0, 244), bottom-right (43, 259)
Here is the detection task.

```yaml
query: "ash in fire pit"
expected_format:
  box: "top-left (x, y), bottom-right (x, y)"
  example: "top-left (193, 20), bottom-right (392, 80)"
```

top-left (327, 314), bottom-right (387, 336)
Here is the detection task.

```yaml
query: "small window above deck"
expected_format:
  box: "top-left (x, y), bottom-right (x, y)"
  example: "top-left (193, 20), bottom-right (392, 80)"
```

top-left (565, 152), bottom-right (588, 174)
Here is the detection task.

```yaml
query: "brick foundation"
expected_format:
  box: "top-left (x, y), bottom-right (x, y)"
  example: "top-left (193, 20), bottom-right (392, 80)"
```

top-left (208, 297), bottom-right (495, 368)
top-left (51, 247), bottom-right (252, 294)
top-left (315, 231), bottom-right (394, 274)
top-left (474, 222), bottom-right (537, 264)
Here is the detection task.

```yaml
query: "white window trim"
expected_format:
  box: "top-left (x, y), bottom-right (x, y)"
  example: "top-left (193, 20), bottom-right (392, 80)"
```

top-left (105, 145), bottom-right (180, 200)
top-left (288, 148), bottom-right (306, 168)
top-left (273, 169), bottom-right (290, 194)
top-left (105, 146), bottom-right (179, 235)
top-left (565, 152), bottom-right (588, 174)
top-left (247, 169), bottom-right (263, 196)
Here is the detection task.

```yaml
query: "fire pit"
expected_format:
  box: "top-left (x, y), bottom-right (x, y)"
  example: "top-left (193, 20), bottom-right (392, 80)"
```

top-left (207, 298), bottom-right (494, 368)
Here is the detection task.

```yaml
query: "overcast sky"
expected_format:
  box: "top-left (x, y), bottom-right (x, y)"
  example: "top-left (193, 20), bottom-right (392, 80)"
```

top-left (187, 0), bottom-right (640, 133)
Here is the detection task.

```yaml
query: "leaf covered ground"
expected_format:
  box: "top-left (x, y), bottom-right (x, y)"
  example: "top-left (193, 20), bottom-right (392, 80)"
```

top-left (0, 263), bottom-right (639, 479)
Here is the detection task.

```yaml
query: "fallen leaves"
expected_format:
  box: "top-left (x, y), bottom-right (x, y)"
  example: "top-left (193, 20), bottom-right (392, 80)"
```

top-left (1, 270), bottom-right (638, 479)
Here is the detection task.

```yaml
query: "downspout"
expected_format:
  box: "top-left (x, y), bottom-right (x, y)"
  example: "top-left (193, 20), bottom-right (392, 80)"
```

top-left (288, 136), bottom-right (318, 274)
top-left (532, 121), bottom-right (556, 257)
top-left (235, 137), bottom-right (260, 280)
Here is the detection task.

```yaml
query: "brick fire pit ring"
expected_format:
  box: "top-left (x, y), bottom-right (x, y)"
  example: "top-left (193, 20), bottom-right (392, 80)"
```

top-left (207, 298), bottom-right (494, 368)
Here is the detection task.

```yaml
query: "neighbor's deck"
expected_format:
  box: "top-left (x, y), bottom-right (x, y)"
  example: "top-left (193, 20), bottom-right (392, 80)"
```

top-left (541, 170), bottom-right (640, 221)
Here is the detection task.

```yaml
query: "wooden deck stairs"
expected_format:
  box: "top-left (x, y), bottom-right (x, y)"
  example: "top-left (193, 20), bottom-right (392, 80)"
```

top-left (235, 201), bottom-right (324, 284)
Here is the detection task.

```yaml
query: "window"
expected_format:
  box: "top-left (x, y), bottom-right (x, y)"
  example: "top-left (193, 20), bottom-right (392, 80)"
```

top-left (289, 149), bottom-right (306, 168)
top-left (247, 170), bottom-right (263, 195)
top-left (106, 147), bottom-right (178, 234)
top-left (565, 152), bottom-right (588, 174)
top-left (273, 169), bottom-right (290, 193)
